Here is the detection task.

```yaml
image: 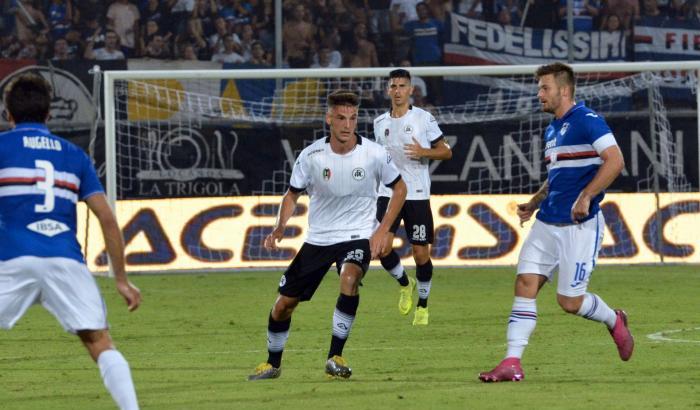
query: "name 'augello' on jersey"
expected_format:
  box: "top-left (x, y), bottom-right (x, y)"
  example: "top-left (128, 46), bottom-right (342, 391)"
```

top-left (23, 136), bottom-right (62, 151)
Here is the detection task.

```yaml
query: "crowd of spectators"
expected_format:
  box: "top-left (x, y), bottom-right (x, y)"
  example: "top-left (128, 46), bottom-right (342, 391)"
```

top-left (0, 0), bottom-right (276, 63)
top-left (1, 0), bottom-right (699, 63)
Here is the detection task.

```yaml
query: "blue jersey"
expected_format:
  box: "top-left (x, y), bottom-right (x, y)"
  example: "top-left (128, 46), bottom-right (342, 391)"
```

top-left (537, 102), bottom-right (618, 224)
top-left (0, 123), bottom-right (103, 263)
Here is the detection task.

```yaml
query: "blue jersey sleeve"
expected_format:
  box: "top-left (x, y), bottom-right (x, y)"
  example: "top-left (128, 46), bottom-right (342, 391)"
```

top-left (584, 113), bottom-right (613, 144)
top-left (79, 151), bottom-right (104, 200)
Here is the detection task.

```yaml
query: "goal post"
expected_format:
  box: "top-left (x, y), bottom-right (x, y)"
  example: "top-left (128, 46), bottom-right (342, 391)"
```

top-left (99, 61), bottom-right (700, 274)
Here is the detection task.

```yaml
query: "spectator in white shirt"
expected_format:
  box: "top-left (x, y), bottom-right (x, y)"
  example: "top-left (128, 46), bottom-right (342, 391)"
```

top-left (211, 34), bottom-right (245, 63)
top-left (84, 29), bottom-right (126, 60)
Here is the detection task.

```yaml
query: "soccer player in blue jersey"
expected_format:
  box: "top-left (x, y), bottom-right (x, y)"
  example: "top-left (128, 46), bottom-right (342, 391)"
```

top-left (479, 62), bottom-right (634, 383)
top-left (0, 74), bottom-right (141, 409)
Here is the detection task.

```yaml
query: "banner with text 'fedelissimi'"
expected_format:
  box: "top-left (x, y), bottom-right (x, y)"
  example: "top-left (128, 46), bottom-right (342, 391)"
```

top-left (444, 12), bottom-right (627, 65)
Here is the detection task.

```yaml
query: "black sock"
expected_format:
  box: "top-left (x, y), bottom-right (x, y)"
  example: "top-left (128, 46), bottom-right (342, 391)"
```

top-left (380, 250), bottom-right (409, 286)
top-left (416, 260), bottom-right (433, 308)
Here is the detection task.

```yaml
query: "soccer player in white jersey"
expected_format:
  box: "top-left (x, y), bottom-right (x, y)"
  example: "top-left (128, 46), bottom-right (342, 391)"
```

top-left (0, 74), bottom-right (141, 409)
top-left (248, 90), bottom-right (407, 380)
top-left (479, 62), bottom-right (633, 383)
top-left (373, 69), bottom-right (452, 325)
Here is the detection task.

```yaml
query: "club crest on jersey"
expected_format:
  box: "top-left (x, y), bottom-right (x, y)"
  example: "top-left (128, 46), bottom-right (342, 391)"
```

top-left (560, 122), bottom-right (570, 136)
top-left (384, 129), bottom-right (389, 137)
top-left (352, 167), bottom-right (366, 180)
top-left (322, 168), bottom-right (331, 180)
top-left (404, 125), bottom-right (413, 134)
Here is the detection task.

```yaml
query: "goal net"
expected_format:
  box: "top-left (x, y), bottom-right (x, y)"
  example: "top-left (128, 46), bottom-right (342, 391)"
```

top-left (98, 63), bottom-right (700, 273)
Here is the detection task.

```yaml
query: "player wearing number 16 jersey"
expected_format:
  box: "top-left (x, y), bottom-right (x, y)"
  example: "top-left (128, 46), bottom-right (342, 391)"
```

top-left (479, 62), bottom-right (634, 383)
top-left (373, 69), bottom-right (452, 325)
top-left (248, 90), bottom-right (407, 380)
top-left (0, 74), bottom-right (141, 409)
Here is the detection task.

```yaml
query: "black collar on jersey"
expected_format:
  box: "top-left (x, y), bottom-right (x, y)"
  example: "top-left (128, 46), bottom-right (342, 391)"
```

top-left (325, 132), bottom-right (363, 145)
top-left (389, 104), bottom-right (413, 117)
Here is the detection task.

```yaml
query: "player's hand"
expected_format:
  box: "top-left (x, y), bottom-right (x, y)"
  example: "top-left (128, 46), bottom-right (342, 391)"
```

top-left (264, 227), bottom-right (285, 250)
top-left (116, 280), bottom-right (141, 312)
top-left (370, 229), bottom-right (389, 259)
top-left (404, 137), bottom-right (424, 161)
top-left (516, 201), bottom-right (537, 227)
top-left (571, 192), bottom-right (591, 223)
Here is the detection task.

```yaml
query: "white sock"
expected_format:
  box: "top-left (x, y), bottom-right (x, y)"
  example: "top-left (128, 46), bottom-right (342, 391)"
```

top-left (417, 280), bottom-right (431, 300)
top-left (387, 262), bottom-right (405, 280)
top-left (97, 350), bottom-right (139, 410)
top-left (332, 308), bottom-right (355, 339)
top-left (577, 293), bottom-right (617, 329)
top-left (506, 297), bottom-right (537, 359)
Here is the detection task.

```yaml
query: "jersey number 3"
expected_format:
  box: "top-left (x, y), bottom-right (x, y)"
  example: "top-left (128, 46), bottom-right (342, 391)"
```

top-left (34, 160), bottom-right (55, 213)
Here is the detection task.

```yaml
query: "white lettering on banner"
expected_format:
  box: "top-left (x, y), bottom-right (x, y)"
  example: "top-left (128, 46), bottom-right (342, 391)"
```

top-left (449, 13), bottom-right (626, 62)
top-left (427, 130), bottom-right (682, 183)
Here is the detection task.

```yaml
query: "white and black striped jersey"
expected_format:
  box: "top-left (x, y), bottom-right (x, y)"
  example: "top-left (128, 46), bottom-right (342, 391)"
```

top-left (373, 106), bottom-right (443, 200)
top-left (289, 135), bottom-right (401, 246)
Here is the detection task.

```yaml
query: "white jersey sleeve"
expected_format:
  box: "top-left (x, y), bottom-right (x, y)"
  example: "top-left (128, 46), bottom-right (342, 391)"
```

top-left (425, 111), bottom-right (443, 144)
top-left (289, 152), bottom-right (310, 192)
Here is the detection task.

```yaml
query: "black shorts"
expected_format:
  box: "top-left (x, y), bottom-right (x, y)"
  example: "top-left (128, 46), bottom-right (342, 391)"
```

top-left (278, 239), bottom-right (371, 301)
top-left (376, 197), bottom-right (434, 245)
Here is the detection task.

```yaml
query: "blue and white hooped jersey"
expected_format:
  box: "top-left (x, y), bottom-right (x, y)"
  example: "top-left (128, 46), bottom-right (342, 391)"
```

top-left (537, 102), bottom-right (618, 224)
top-left (0, 123), bottom-right (103, 263)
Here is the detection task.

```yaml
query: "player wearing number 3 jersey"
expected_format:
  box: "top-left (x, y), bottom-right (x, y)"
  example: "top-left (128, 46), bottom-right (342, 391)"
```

top-left (479, 62), bottom-right (634, 383)
top-left (249, 90), bottom-right (407, 380)
top-left (0, 74), bottom-right (141, 409)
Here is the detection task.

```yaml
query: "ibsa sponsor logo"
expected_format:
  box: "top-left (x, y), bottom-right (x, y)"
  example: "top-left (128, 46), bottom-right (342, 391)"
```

top-left (27, 219), bottom-right (70, 237)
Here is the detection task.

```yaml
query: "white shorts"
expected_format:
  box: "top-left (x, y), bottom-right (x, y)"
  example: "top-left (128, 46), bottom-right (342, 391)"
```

top-left (517, 211), bottom-right (605, 297)
top-left (0, 256), bottom-right (107, 333)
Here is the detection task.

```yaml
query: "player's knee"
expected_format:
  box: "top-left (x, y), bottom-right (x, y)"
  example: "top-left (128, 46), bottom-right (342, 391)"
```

top-left (77, 329), bottom-right (114, 361)
top-left (272, 296), bottom-right (298, 320)
top-left (412, 245), bottom-right (430, 265)
top-left (339, 264), bottom-right (363, 293)
top-left (514, 274), bottom-right (543, 298)
top-left (557, 294), bottom-right (583, 314)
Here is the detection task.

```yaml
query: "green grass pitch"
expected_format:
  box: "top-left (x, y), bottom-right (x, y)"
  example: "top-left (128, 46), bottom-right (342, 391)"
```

top-left (0, 265), bottom-right (698, 409)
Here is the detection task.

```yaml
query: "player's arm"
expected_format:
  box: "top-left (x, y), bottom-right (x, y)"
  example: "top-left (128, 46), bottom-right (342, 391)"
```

top-left (371, 177), bottom-right (406, 258)
top-left (85, 193), bottom-right (141, 311)
top-left (571, 145), bottom-right (624, 222)
top-left (404, 136), bottom-right (452, 161)
top-left (517, 180), bottom-right (548, 227)
top-left (264, 189), bottom-right (302, 250)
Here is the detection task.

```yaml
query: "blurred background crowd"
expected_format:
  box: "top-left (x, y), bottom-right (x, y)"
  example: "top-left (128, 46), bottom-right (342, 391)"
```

top-left (2, 0), bottom-right (698, 65)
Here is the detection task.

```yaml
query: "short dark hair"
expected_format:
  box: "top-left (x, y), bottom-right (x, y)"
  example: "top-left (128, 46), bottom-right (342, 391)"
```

top-left (389, 68), bottom-right (411, 81)
top-left (327, 90), bottom-right (359, 108)
top-left (4, 73), bottom-right (52, 123)
top-left (535, 62), bottom-right (575, 95)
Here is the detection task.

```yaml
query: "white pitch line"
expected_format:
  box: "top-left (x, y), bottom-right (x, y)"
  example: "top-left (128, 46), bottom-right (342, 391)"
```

top-left (647, 327), bottom-right (700, 343)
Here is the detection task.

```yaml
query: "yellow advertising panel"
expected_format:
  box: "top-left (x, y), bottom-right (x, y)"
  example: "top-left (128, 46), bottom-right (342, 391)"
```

top-left (77, 193), bottom-right (700, 273)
